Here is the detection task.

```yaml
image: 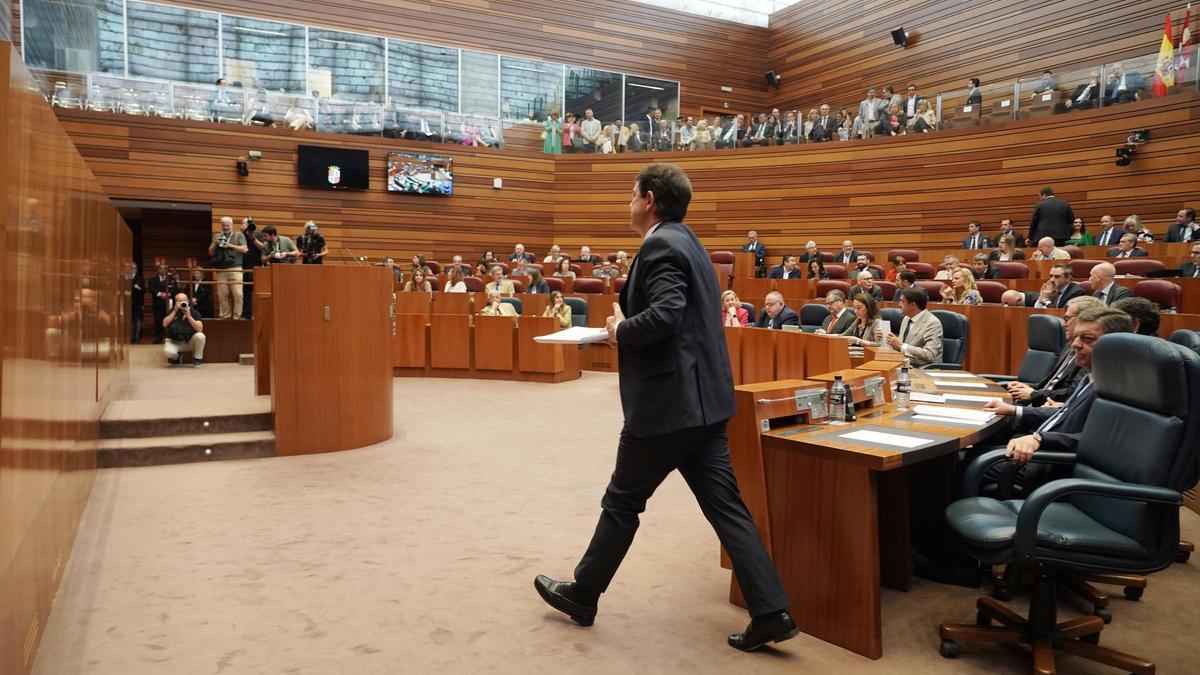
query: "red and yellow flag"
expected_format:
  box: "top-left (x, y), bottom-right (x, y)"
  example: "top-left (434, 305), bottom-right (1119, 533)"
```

top-left (1179, 7), bottom-right (1193, 83)
top-left (1153, 13), bottom-right (1175, 97)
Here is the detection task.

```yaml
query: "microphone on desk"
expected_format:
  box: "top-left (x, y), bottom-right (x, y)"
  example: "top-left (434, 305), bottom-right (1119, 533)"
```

top-left (342, 247), bottom-right (366, 266)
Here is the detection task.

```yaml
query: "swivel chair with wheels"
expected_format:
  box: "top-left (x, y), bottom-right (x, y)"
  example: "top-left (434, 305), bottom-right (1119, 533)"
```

top-left (938, 334), bottom-right (1200, 673)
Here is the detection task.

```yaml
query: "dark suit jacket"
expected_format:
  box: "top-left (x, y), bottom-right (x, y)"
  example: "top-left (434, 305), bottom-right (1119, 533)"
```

top-left (808, 116), bottom-right (838, 142)
top-left (756, 306), bottom-right (799, 329)
top-left (741, 241), bottom-right (767, 266)
top-left (901, 96), bottom-right (926, 117)
top-left (616, 221), bottom-right (735, 438)
top-left (508, 252), bottom-right (534, 262)
top-left (833, 250), bottom-right (859, 264)
top-left (1107, 247), bottom-right (1148, 258)
top-left (189, 282), bottom-right (212, 318)
top-left (965, 88), bottom-right (982, 105)
top-left (1106, 73), bottom-right (1145, 102)
top-left (821, 308), bottom-right (856, 334)
top-left (1165, 221), bottom-right (1198, 243)
top-left (1069, 82), bottom-right (1099, 107)
top-left (798, 251), bottom-right (825, 264)
top-left (1182, 262), bottom-right (1200, 278)
top-left (962, 233), bottom-right (991, 249)
top-left (1045, 281), bottom-right (1085, 308)
top-left (976, 266), bottom-right (1002, 280)
top-left (1028, 196), bottom-right (1075, 244)
top-left (767, 265), bottom-right (802, 279)
top-left (849, 284), bottom-right (885, 302)
top-left (1094, 283), bottom-right (1132, 305)
top-left (873, 115), bottom-right (905, 136)
top-left (1014, 376), bottom-right (1095, 452)
top-left (148, 275), bottom-right (176, 310)
top-left (1093, 227), bottom-right (1122, 247)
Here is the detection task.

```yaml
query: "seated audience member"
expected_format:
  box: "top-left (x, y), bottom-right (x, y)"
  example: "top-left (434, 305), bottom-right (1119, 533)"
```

top-left (1029, 236), bottom-right (1070, 261)
top-left (908, 100), bottom-right (938, 133)
top-left (410, 254), bottom-right (434, 278)
top-left (815, 290), bottom-right (855, 334)
top-left (284, 99), bottom-right (314, 130)
top-left (1035, 263), bottom-right (1085, 308)
top-left (834, 240), bottom-right (858, 264)
top-left (853, 254), bottom-right (879, 279)
top-left (444, 266), bottom-right (468, 293)
top-left (886, 256), bottom-right (908, 281)
top-left (1166, 208), bottom-right (1198, 243)
top-left (1104, 62), bottom-right (1143, 105)
top-left (798, 240), bottom-right (822, 263)
top-left (941, 268), bottom-right (983, 305)
top-left (778, 111), bottom-right (799, 144)
top-left (1111, 296), bottom-right (1160, 336)
top-left (962, 220), bottom-right (989, 250)
top-left (972, 254), bottom-right (1000, 280)
top-left (448, 254), bottom-right (470, 272)
top-left (1066, 217), bottom-right (1093, 245)
top-left (591, 260), bottom-right (621, 278)
top-left (741, 230), bottom-right (768, 269)
top-left (262, 226), bottom-right (299, 264)
top-left (485, 265), bottom-right (515, 296)
top-left (893, 270), bottom-right (921, 302)
top-left (806, 258), bottom-right (829, 280)
top-left (596, 126), bottom-right (616, 154)
top-left (985, 306), bottom-right (1133, 460)
top-left (756, 291), bottom-right (799, 329)
top-left (379, 258), bottom-right (403, 286)
top-left (1062, 74), bottom-right (1101, 111)
top-left (716, 114), bottom-right (743, 149)
top-left (575, 246), bottom-right (601, 264)
top-left (512, 259), bottom-right (533, 277)
top-left (1086, 263), bottom-right (1131, 308)
top-left (186, 269), bottom-right (212, 319)
top-left (526, 269), bottom-right (550, 294)
top-left (1108, 233), bottom-right (1148, 258)
top-left (841, 295), bottom-right (884, 347)
top-left (745, 114), bottom-right (771, 147)
top-left (404, 269), bottom-right (433, 293)
top-left (476, 250), bottom-right (498, 276)
top-left (934, 255), bottom-right (960, 280)
top-left (802, 109), bottom-right (817, 138)
top-left (1030, 70), bottom-right (1057, 98)
top-left (1182, 243), bottom-right (1200, 278)
top-left (163, 291), bottom-right (205, 367)
top-left (721, 290), bottom-right (751, 327)
top-left (835, 109), bottom-right (852, 141)
top-left (509, 244), bottom-right (534, 263)
top-left (769, 255), bottom-right (802, 279)
top-left (809, 104), bottom-right (838, 142)
top-left (553, 258), bottom-right (576, 280)
top-left (989, 234), bottom-right (1025, 261)
top-left (1006, 296), bottom-right (1100, 405)
top-left (626, 123), bottom-right (645, 152)
top-left (1123, 214), bottom-right (1153, 243)
top-left (478, 289), bottom-right (518, 317)
top-left (692, 119), bottom-right (712, 150)
top-left (543, 290), bottom-right (572, 328)
top-left (849, 271), bottom-right (885, 302)
top-left (1000, 289), bottom-right (1037, 308)
top-left (885, 288), bottom-right (944, 367)
top-left (543, 245), bottom-right (564, 264)
top-left (995, 219), bottom-right (1027, 248)
top-left (874, 103), bottom-right (905, 137)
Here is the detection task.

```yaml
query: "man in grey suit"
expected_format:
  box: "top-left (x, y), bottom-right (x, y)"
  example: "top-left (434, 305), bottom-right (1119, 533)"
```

top-left (535, 163), bottom-right (796, 652)
top-left (1088, 262), bottom-right (1132, 305)
top-left (857, 88), bottom-right (887, 137)
top-left (886, 287), bottom-right (944, 366)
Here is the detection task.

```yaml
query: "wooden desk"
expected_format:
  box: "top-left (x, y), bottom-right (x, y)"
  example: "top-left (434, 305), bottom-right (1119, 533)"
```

top-left (727, 371), bottom-right (1011, 659)
top-left (433, 291), bottom-right (472, 314)
top-left (393, 314), bottom-right (428, 367)
top-left (733, 251), bottom-right (757, 279)
top-left (200, 318), bottom-right (253, 363)
top-left (399, 313), bottom-right (580, 383)
top-left (430, 314), bottom-right (471, 370)
top-left (473, 315), bottom-right (516, 371)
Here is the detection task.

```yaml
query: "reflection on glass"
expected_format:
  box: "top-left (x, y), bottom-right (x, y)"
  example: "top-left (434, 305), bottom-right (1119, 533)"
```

top-left (23, 0), bottom-right (125, 74)
top-left (220, 15), bottom-right (306, 93)
top-left (623, 75), bottom-right (679, 129)
top-left (308, 29), bottom-right (385, 102)
top-left (460, 51), bottom-right (498, 116)
top-left (565, 67), bottom-right (622, 123)
top-left (501, 57), bottom-right (563, 121)
top-left (388, 40), bottom-right (458, 112)
top-left (127, 2), bottom-right (219, 83)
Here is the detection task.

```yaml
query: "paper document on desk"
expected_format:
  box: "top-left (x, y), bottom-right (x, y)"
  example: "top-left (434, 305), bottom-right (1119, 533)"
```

top-left (913, 405), bottom-right (994, 423)
top-left (533, 326), bottom-right (610, 344)
top-left (923, 371), bottom-right (975, 379)
top-left (932, 380), bottom-right (989, 389)
top-left (912, 414), bottom-right (987, 426)
top-left (839, 429), bottom-right (935, 448)
top-left (910, 392), bottom-right (945, 404)
top-left (944, 393), bottom-right (999, 404)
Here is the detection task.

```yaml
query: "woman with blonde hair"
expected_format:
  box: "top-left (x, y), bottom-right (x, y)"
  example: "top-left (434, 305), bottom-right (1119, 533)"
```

top-left (693, 119), bottom-right (712, 150)
top-left (542, 290), bottom-right (573, 328)
top-left (404, 268), bottom-right (433, 294)
top-left (942, 267), bottom-right (982, 305)
top-left (720, 290), bottom-right (750, 327)
top-left (908, 99), bottom-right (938, 133)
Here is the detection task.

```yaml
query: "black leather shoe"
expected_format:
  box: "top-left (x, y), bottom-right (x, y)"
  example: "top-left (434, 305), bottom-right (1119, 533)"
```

top-left (533, 575), bottom-right (597, 627)
top-left (727, 610), bottom-right (799, 651)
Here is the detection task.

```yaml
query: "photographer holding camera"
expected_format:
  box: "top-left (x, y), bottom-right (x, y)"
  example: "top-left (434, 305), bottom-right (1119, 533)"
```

top-left (297, 221), bottom-right (328, 265)
top-left (208, 216), bottom-right (249, 319)
top-left (262, 226), bottom-right (299, 264)
top-left (241, 217), bottom-right (264, 319)
top-left (163, 291), bottom-right (206, 367)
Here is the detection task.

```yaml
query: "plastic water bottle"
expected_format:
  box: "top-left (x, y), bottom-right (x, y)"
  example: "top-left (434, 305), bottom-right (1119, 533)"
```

top-left (895, 367), bottom-right (911, 411)
top-left (828, 375), bottom-right (847, 425)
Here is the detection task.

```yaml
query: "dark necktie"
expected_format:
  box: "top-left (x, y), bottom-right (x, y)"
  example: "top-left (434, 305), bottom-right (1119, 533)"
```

top-left (900, 318), bottom-right (911, 342)
top-left (1045, 352), bottom-right (1076, 389)
top-left (1038, 376), bottom-right (1092, 433)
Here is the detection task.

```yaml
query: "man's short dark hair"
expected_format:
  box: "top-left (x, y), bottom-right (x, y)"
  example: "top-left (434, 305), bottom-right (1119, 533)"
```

top-left (1111, 297), bottom-right (1160, 336)
top-left (1052, 262), bottom-right (1072, 278)
top-left (635, 163), bottom-right (692, 223)
top-left (900, 287), bottom-right (927, 309)
top-left (969, 219), bottom-right (981, 228)
top-left (1076, 306), bottom-right (1134, 335)
top-left (1185, 208), bottom-right (1196, 221)
top-left (968, 77), bottom-right (980, 87)
top-left (262, 225), bottom-right (277, 236)
top-left (1040, 187), bottom-right (1055, 196)
top-left (897, 270), bottom-right (916, 285)
top-left (783, 255), bottom-right (796, 263)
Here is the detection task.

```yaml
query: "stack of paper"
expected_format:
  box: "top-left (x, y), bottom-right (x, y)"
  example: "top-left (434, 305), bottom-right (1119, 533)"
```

top-left (932, 380), bottom-right (990, 389)
top-left (533, 326), bottom-right (610, 345)
top-left (911, 404), bottom-right (995, 426)
top-left (910, 392), bottom-right (945, 404)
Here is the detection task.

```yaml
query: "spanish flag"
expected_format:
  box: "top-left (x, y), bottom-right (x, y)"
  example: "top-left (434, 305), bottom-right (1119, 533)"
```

top-left (1153, 13), bottom-right (1175, 97)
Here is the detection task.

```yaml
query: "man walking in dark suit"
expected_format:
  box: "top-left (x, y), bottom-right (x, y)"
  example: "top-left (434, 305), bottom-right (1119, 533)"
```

top-left (1027, 187), bottom-right (1075, 245)
top-left (148, 263), bottom-right (176, 344)
top-left (535, 163), bottom-right (796, 651)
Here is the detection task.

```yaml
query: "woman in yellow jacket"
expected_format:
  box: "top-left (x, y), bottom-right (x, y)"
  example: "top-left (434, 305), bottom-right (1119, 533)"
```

top-left (542, 290), bottom-right (572, 328)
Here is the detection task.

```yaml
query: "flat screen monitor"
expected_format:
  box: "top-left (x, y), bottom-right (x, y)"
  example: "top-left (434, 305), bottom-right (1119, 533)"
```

top-left (387, 151), bottom-right (453, 196)
top-left (297, 145), bottom-right (369, 190)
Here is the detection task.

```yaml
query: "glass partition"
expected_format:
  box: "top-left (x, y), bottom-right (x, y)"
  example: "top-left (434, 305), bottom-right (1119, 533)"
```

top-left (460, 50), bottom-right (498, 116)
top-left (308, 28), bottom-right (385, 102)
top-left (22, 0), bottom-right (125, 74)
top-left (938, 80), bottom-right (1014, 129)
top-left (565, 67), bottom-right (622, 123)
top-left (220, 15), bottom-right (307, 93)
top-left (501, 57), bottom-right (563, 122)
top-left (444, 112), bottom-right (503, 147)
top-left (1016, 65), bottom-right (1102, 120)
top-left (387, 39), bottom-right (458, 112)
top-left (623, 75), bottom-right (679, 129)
top-left (127, 2), bottom-right (219, 84)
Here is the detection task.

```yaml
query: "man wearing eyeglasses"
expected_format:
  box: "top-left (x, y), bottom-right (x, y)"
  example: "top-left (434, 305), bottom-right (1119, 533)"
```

top-left (755, 291), bottom-right (799, 329)
top-left (1035, 263), bottom-right (1084, 309)
top-left (1182, 245), bottom-right (1200, 278)
top-left (814, 290), bottom-right (855, 334)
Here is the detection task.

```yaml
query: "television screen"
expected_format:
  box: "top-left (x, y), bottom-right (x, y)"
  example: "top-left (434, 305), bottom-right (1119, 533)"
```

top-left (297, 145), bottom-right (370, 190)
top-left (387, 151), bottom-right (453, 196)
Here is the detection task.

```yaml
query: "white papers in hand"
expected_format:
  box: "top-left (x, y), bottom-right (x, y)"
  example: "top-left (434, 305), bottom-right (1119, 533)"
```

top-left (840, 429), bottom-right (934, 448)
top-left (912, 405), bottom-right (994, 423)
top-left (933, 380), bottom-right (990, 389)
top-left (909, 392), bottom-right (945, 403)
top-left (533, 326), bottom-right (610, 344)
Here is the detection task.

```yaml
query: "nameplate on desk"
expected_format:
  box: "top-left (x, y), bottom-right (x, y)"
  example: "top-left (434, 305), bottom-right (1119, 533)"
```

top-left (962, 105), bottom-right (973, 112)
top-left (1000, 100), bottom-right (1011, 108)
top-left (838, 428), bottom-right (937, 449)
top-left (1041, 93), bottom-right (1053, 101)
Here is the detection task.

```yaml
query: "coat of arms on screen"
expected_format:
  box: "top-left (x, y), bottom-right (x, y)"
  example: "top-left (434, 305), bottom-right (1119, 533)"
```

top-left (327, 164), bottom-right (341, 185)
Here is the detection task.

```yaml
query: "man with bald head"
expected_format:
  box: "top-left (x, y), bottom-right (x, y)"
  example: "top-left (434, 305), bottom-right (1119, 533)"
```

top-left (833, 240), bottom-right (858, 264)
top-left (1094, 214), bottom-right (1121, 247)
top-left (756, 291), bottom-right (799, 329)
top-left (1088, 262), bottom-right (1132, 305)
top-left (1029, 236), bottom-right (1070, 261)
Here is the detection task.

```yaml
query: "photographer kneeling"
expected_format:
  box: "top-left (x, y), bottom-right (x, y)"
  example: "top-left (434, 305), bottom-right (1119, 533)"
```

top-left (163, 291), bottom-right (206, 367)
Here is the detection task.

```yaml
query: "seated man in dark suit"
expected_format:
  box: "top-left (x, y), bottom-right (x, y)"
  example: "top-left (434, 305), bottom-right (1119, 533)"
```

top-left (892, 270), bottom-right (924, 302)
top-left (1182, 244), bottom-right (1200, 278)
top-left (848, 271), bottom-right (884, 303)
top-left (1088, 262), bottom-right (1132, 305)
top-left (768, 255), bottom-right (802, 279)
top-left (962, 220), bottom-right (990, 249)
top-left (814, 290), bottom-right (855, 334)
top-left (797, 241), bottom-right (824, 264)
top-left (807, 104), bottom-right (838, 142)
top-left (971, 254), bottom-right (1001, 280)
top-left (1000, 289), bottom-right (1037, 308)
top-left (756, 291), bottom-right (799, 329)
top-left (1034, 263), bottom-right (1085, 309)
top-left (1107, 233), bottom-right (1148, 258)
top-left (1112, 296), bottom-right (1160, 337)
top-left (1165, 208), bottom-right (1198, 243)
top-left (1005, 296), bottom-right (1100, 406)
top-left (1060, 74), bottom-right (1101, 111)
top-left (741, 230), bottom-right (767, 269)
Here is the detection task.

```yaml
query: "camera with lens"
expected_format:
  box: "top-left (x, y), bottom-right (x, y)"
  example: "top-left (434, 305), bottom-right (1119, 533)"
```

top-left (245, 216), bottom-right (256, 232)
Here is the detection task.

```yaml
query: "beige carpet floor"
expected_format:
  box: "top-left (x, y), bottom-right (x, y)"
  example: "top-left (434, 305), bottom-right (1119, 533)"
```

top-left (32, 353), bottom-right (1200, 674)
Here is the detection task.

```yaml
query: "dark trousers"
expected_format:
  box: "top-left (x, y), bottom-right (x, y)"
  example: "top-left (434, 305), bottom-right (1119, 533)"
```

top-left (152, 303), bottom-right (167, 343)
top-left (574, 421), bottom-right (789, 618)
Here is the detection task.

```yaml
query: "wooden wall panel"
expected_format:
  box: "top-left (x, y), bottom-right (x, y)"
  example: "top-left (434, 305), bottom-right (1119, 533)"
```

top-left (0, 43), bottom-right (129, 675)
top-left (768, 0), bottom-right (1187, 113)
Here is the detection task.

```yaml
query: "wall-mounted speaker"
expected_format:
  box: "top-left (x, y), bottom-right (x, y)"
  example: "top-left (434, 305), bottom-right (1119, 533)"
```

top-left (891, 27), bottom-right (908, 48)
top-left (764, 71), bottom-right (780, 86)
